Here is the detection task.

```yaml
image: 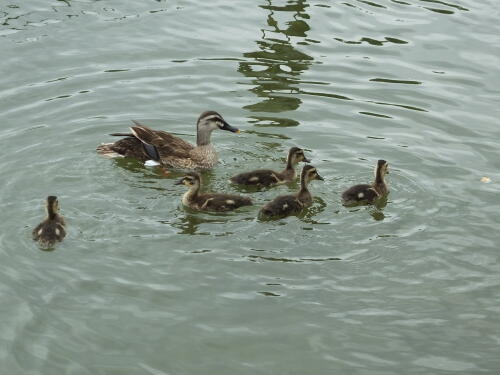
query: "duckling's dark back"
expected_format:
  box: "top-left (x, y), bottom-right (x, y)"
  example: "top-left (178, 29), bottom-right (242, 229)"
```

top-left (32, 219), bottom-right (66, 249)
top-left (259, 195), bottom-right (302, 218)
top-left (196, 193), bottom-right (253, 212)
top-left (230, 169), bottom-right (280, 186)
top-left (342, 184), bottom-right (379, 204)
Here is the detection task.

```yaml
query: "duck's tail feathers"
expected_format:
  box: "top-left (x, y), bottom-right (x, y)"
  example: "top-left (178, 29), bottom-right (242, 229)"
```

top-left (131, 120), bottom-right (144, 127)
top-left (109, 132), bottom-right (133, 137)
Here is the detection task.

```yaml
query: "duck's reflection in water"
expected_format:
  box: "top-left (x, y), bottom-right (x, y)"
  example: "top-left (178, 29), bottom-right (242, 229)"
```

top-left (239, 0), bottom-right (314, 127)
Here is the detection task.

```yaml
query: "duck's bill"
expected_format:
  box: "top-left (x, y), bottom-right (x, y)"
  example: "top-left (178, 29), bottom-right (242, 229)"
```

top-left (316, 174), bottom-right (324, 181)
top-left (221, 122), bottom-right (240, 133)
top-left (303, 157), bottom-right (312, 163)
top-left (174, 178), bottom-right (185, 185)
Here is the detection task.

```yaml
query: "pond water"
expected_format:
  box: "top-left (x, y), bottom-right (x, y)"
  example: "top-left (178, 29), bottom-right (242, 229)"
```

top-left (1, 0), bottom-right (499, 374)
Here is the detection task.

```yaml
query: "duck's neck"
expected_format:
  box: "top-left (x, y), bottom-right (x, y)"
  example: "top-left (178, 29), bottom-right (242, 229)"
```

top-left (182, 183), bottom-right (200, 205)
top-left (373, 168), bottom-right (387, 194)
top-left (280, 157), bottom-right (296, 179)
top-left (196, 128), bottom-right (213, 146)
top-left (297, 176), bottom-right (312, 203)
top-left (47, 206), bottom-right (57, 220)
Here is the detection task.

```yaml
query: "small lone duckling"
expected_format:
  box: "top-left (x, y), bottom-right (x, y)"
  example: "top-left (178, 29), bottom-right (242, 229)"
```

top-left (342, 159), bottom-right (389, 205)
top-left (259, 165), bottom-right (323, 219)
top-left (230, 147), bottom-right (310, 187)
top-left (176, 172), bottom-right (253, 212)
top-left (32, 196), bottom-right (66, 249)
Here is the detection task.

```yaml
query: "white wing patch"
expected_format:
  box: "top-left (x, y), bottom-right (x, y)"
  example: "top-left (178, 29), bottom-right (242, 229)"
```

top-left (358, 192), bottom-right (364, 199)
top-left (283, 203), bottom-right (289, 209)
top-left (144, 160), bottom-right (161, 167)
top-left (226, 199), bottom-right (235, 205)
top-left (55, 228), bottom-right (60, 236)
top-left (249, 176), bottom-right (259, 182)
top-left (38, 228), bottom-right (43, 236)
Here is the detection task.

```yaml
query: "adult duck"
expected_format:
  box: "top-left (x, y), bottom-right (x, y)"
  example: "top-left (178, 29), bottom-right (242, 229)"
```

top-left (97, 111), bottom-right (239, 169)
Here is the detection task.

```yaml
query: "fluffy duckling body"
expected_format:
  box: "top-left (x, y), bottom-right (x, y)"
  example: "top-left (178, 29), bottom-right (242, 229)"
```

top-left (230, 147), bottom-right (310, 187)
top-left (342, 159), bottom-right (389, 205)
top-left (32, 196), bottom-right (66, 249)
top-left (97, 111), bottom-right (239, 170)
top-left (176, 172), bottom-right (253, 212)
top-left (259, 165), bottom-right (323, 218)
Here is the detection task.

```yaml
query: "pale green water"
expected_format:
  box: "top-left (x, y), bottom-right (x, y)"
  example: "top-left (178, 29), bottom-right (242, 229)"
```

top-left (1, 0), bottom-right (500, 373)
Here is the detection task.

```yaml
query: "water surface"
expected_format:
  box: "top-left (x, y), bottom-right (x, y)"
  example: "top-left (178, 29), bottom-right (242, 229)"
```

top-left (1, 0), bottom-right (500, 374)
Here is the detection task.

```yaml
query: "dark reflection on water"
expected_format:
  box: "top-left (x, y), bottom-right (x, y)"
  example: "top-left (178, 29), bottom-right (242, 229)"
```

top-left (238, 0), bottom-right (314, 127)
top-left (172, 214), bottom-right (214, 235)
top-left (248, 254), bottom-right (341, 263)
top-left (299, 196), bottom-right (328, 223)
top-left (171, 212), bottom-right (254, 236)
top-left (420, 0), bottom-right (469, 11)
top-left (248, 116), bottom-right (299, 128)
top-left (345, 195), bottom-right (388, 220)
top-left (334, 36), bottom-right (408, 46)
top-left (243, 129), bottom-right (291, 140)
top-left (258, 291), bottom-right (281, 297)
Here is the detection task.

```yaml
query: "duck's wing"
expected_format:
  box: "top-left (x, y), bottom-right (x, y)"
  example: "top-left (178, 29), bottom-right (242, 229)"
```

top-left (32, 220), bottom-right (66, 249)
top-left (260, 195), bottom-right (303, 218)
top-left (341, 184), bottom-right (379, 205)
top-left (32, 222), bottom-right (44, 240)
top-left (230, 169), bottom-right (280, 186)
top-left (198, 193), bottom-right (253, 211)
top-left (130, 122), bottom-right (194, 160)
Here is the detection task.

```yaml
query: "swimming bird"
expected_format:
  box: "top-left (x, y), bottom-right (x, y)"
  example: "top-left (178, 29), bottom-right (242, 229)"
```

top-left (342, 159), bottom-right (389, 205)
top-left (230, 147), bottom-right (310, 187)
top-left (32, 196), bottom-right (66, 249)
top-left (176, 172), bottom-right (253, 212)
top-left (96, 111), bottom-right (239, 170)
top-left (259, 165), bottom-right (323, 219)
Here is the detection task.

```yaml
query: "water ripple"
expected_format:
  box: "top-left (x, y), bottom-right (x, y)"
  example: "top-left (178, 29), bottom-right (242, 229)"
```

top-left (1, 0), bottom-right (500, 374)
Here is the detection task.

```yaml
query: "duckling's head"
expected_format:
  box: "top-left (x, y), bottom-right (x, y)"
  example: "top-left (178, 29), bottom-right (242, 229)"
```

top-left (197, 111), bottom-right (239, 134)
top-left (288, 147), bottom-right (311, 165)
top-left (175, 172), bottom-right (201, 188)
top-left (301, 165), bottom-right (324, 184)
top-left (375, 159), bottom-right (389, 177)
top-left (46, 196), bottom-right (59, 218)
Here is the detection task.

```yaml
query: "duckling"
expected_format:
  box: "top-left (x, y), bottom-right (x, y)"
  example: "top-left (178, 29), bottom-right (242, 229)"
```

top-left (96, 111), bottom-right (240, 170)
top-left (342, 159), bottom-right (389, 205)
top-left (230, 147), bottom-right (310, 187)
top-left (176, 172), bottom-right (253, 212)
top-left (259, 165), bottom-right (324, 218)
top-left (32, 196), bottom-right (66, 249)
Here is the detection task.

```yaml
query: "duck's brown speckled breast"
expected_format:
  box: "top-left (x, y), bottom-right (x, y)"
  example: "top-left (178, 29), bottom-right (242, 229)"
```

top-left (166, 144), bottom-right (218, 170)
